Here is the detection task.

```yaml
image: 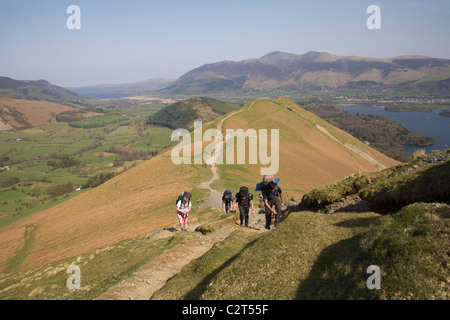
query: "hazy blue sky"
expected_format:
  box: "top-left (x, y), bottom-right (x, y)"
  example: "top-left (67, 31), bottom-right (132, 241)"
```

top-left (1, 0), bottom-right (449, 87)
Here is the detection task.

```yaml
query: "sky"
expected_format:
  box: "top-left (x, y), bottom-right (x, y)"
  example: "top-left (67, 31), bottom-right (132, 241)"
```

top-left (1, 0), bottom-right (450, 87)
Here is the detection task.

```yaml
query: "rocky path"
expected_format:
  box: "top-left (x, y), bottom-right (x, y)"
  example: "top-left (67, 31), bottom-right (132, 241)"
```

top-left (96, 210), bottom-right (270, 300)
top-left (198, 98), bottom-right (260, 210)
top-left (96, 100), bottom-right (272, 300)
top-left (96, 219), bottom-right (236, 300)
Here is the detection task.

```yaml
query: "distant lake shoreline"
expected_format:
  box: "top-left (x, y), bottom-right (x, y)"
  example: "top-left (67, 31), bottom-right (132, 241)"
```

top-left (343, 106), bottom-right (450, 154)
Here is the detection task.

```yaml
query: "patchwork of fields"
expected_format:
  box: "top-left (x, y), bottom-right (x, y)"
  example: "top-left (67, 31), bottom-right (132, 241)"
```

top-left (0, 103), bottom-right (173, 228)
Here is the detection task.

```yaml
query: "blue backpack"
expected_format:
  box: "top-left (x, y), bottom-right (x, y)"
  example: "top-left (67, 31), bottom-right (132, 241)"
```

top-left (255, 177), bottom-right (279, 191)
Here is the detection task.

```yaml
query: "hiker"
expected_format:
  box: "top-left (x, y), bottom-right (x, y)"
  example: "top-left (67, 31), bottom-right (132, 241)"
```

top-left (176, 192), bottom-right (192, 231)
top-left (235, 186), bottom-right (254, 227)
top-left (261, 180), bottom-right (284, 230)
top-left (222, 189), bottom-right (236, 213)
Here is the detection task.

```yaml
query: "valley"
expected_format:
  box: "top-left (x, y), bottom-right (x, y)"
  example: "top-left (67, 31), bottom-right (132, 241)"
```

top-left (0, 101), bottom-right (172, 228)
top-left (0, 50), bottom-right (449, 301)
top-left (0, 94), bottom-right (448, 301)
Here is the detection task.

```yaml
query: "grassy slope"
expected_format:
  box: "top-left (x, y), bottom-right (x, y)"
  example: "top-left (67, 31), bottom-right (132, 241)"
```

top-left (212, 97), bottom-right (398, 198)
top-left (0, 97), bottom-right (74, 129)
top-left (153, 202), bottom-right (449, 300)
top-left (153, 155), bottom-right (449, 300)
top-left (0, 150), bottom-right (203, 272)
top-left (0, 109), bottom-right (172, 228)
top-left (0, 97), bottom-right (402, 299)
top-left (152, 211), bottom-right (380, 300)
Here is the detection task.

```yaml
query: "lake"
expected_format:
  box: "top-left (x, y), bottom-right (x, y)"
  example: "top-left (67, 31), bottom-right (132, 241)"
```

top-left (344, 106), bottom-right (450, 154)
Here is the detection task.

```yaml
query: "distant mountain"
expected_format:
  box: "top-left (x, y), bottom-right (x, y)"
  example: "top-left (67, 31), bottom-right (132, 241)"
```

top-left (0, 77), bottom-right (82, 104)
top-left (146, 97), bottom-right (240, 130)
top-left (162, 51), bottom-right (450, 94)
top-left (70, 78), bottom-right (175, 99)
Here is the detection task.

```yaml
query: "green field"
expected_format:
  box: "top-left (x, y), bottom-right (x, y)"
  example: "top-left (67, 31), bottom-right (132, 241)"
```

top-left (0, 103), bottom-right (173, 228)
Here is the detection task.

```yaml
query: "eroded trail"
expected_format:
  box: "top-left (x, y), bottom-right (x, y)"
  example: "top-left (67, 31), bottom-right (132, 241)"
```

top-left (96, 219), bottom-right (238, 300)
top-left (97, 100), bottom-right (268, 300)
top-left (315, 124), bottom-right (387, 169)
top-left (198, 99), bottom-right (260, 209)
top-left (96, 213), bottom-right (269, 300)
top-left (198, 166), bottom-right (222, 209)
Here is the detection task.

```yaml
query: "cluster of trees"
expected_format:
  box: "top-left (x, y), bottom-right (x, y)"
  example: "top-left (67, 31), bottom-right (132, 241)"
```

top-left (82, 172), bottom-right (116, 189)
top-left (107, 145), bottom-right (151, 167)
top-left (304, 104), bottom-right (434, 162)
top-left (47, 156), bottom-right (80, 169)
top-left (72, 141), bottom-right (102, 156)
top-left (0, 156), bottom-right (10, 167)
top-left (146, 97), bottom-right (239, 130)
top-left (48, 182), bottom-right (73, 198)
top-left (0, 176), bottom-right (19, 188)
top-left (147, 103), bottom-right (198, 130)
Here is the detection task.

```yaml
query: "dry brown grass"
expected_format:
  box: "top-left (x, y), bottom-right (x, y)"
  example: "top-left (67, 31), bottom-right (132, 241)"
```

top-left (0, 97), bottom-right (73, 129)
top-left (0, 97), bottom-right (399, 274)
top-left (217, 98), bottom-right (399, 197)
top-left (0, 149), bottom-right (199, 272)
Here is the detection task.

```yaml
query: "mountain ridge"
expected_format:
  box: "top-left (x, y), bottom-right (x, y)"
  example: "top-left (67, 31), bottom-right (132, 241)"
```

top-left (0, 76), bottom-right (82, 103)
top-left (162, 51), bottom-right (450, 94)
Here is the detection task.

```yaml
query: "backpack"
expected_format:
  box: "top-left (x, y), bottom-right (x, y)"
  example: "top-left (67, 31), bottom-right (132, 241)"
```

top-left (176, 191), bottom-right (192, 205)
top-left (263, 175), bottom-right (275, 184)
top-left (255, 176), bottom-right (280, 191)
top-left (236, 186), bottom-right (253, 206)
top-left (239, 186), bottom-right (249, 195)
top-left (223, 189), bottom-right (232, 196)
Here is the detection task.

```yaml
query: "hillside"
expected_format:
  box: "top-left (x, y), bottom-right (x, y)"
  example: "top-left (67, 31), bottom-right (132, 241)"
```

top-left (0, 77), bottom-right (83, 104)
top-left (207, 97), bottom-right (399, 199)
top-left (0, 97), bottom-right (74, 131)
top-left (146, 97), bottom-right (240, 130)
top-left (0, 97), bottom-right (400, 299)
top-left (0, 77), bottom-right (89, 131)
top-left (162, 51), bottom-right (450, 94)
top-left (152, 151), bottom-right (449, 300)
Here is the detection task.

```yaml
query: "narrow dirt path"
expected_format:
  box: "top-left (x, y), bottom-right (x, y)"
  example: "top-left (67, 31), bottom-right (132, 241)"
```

top-left (96, 100), bottom-right (268, 300)
top-left (96, 215), bottom-right (268, 300)
top-left (199, 99), bottom-right (260, 208)
top-left (198, 166), bottom-right (222, 209)
top-left (315, 124), bottom-right (387, 169)
top-left (96, 219), bottom-right (238, 300)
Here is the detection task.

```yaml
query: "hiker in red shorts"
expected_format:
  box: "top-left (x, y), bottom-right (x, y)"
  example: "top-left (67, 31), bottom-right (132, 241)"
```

top-left (177, 194), bottom-right (191, 231)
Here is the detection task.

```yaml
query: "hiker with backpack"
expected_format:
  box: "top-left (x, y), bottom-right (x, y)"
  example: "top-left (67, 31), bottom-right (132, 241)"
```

top-left (176, 191), bottom-right (192, 231)
top-left (260, 176), bottom-right (284, 230)
top-left (222, 189), bottom-right (236, 213)
top-left (235, 186), bottom-right (254, 227)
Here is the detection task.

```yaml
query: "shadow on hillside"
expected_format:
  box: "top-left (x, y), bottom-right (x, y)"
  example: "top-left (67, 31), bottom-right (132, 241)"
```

top-left (333, 201), bottom-right (371, 214)
top-left (182, 238), bottom-right (261, 300)
top-left (295, 215), bottom-right (381, 300)
top-left (295, 234), bottom-right (370, 300)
